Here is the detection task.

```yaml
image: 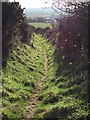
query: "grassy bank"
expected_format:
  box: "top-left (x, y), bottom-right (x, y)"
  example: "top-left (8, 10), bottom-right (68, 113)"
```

top-left (2, 34), bottom-right (89, 119)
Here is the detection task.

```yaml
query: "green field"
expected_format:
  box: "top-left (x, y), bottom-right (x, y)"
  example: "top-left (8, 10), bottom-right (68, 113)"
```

top-left (29, 22), bottom-right (52, 28)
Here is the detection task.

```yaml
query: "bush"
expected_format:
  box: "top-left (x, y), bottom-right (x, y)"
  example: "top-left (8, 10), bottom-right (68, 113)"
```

top-left (54, 1), bottom-right (89, 76)
top-left (2, 2), bottom-right (28, 67)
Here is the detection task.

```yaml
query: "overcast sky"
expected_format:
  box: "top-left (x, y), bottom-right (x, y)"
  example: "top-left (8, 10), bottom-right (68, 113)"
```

top-left (9, 0), bottom-right (89, 8)
top-left (9, 0), bottom-right (53, 8)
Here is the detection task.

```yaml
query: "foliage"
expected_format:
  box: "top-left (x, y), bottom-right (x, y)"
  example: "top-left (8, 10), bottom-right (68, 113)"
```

top-left (2, 1), bottom-right (89, 119)
top-left (28, 1), bottom-right (89, 119)
top-left (33, 50), bottom-right (88, 120)
top-left (50, 1), bottom-right (89, 77)
top-left (2, 31), bottom-right (89, 119)
top-left (2, 34), bottom-right (46, 119)
top-left (2, 2), bottom-right (29, 68)
top-left (48, 0), bottom-right (89, 14)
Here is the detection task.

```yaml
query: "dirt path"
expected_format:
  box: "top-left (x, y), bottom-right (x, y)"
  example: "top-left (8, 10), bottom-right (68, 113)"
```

top-left (25, 50), bottom-right (48, 119)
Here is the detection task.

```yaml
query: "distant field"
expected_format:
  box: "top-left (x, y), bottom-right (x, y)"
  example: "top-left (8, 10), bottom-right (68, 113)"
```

top-left (29, 22), bottom-right (52, 28)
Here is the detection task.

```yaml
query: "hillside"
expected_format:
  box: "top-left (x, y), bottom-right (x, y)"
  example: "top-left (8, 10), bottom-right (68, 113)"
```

top-left (24, 8), bottom-right (57, 18)
top-left (2, 34), bottom-right (89, 119)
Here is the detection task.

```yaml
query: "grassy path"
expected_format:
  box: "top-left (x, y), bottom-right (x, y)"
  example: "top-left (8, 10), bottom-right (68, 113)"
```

top-left (2, 34), bottom-right (52, 119)
top-left (25, 49), bottom-right (48, 119)
top-left (2, 34), bottom-right (88, 120)
top-left (24, 34), bottom-right (58, 119)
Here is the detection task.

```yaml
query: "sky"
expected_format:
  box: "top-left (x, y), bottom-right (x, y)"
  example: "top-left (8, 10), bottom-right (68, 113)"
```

top-left (9, 0), bottom-right (53, 8)
top-left (9, 0), bottom-right (89, 8)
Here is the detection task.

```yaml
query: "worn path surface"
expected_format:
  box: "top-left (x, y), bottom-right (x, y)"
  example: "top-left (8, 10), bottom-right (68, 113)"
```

top-left (25, 35), bottom-right (48, 119)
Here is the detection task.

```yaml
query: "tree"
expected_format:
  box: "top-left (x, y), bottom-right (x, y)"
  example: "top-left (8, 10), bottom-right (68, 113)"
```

top-left (2, 2), bottom-right (28, 67)
top-left (44, 0), bottom-right (89, 80)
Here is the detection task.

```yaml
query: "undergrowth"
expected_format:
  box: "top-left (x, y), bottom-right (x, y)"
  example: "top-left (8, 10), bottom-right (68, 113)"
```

top-left (34, 75), bottom-right (88, 120)
top-left (2, 34), bottom-right (89, 120)
top-left (32, 37), bottom-right (89, 120)
top-left (2, 34), bottom-right (47, 119)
